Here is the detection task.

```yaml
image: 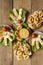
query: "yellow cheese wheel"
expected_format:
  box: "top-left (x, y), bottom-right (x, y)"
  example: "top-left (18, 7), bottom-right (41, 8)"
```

top-left (19, 28), bottom-right (29, 39)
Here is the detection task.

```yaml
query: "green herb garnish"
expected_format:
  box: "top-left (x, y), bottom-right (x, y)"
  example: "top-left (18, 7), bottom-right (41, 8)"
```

top-left (13, 35), bottom-right (17, 40)
top-left (41, 38), bottom-right (43, 40)
top-left (32, 43), bottom-right (37, 51)
top-left (9, 17), bottom-right (14, 21)
top-left (10, 10), bottom-right (14, 15)
top-left (0, 39), bottom-right (5, 46)
top-left (39, 42), bottom-right (43, 49)
top-left (21, 39), bottom-right (26, 44)
top-left (8, 40), bottom-right (12, 46)
top-left (16, 7), bottom-right (20, 14)
top-left (22, 23), bottom-right (28, 28)
top-left (22, 10), bottom-right (27, 19)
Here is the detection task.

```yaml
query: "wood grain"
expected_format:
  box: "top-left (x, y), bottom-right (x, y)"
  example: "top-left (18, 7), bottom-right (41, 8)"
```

top-left (31, 0), bottom-right (43, 13)
top-left (0, 0), bottom-right (13, 65)
top-left (31, 0), bottom-right (43, 65)
top-left (1, 0), bottom-right (12, 25)
top-left (0, 1), bottom-right (2, 24)
top-left (0, 0), bottom-right (43, 65)
top-left (13, 0), bottom-right (31, 12)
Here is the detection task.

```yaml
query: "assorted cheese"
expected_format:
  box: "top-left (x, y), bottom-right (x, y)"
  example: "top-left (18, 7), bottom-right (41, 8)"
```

top-left (0, 25), bottom-right (16, 46)
top-left (3, 32), bottom-right (13, 46)
top-left (32, 34), bottom-right (43, 51)
top-left (9, 8), bottom-right (43, 60)
top-left (9, 7), bottom-right (27, 25)
top-left (15, 25), bottom-right (30, 41)
top-left (0, 7), bottom-right (42, 60)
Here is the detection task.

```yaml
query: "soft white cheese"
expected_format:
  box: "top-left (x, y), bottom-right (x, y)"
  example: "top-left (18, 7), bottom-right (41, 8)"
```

top-left (4, 37), bottom-right (7, 46)
top-left (13, 8), bottom-right (18, 17)
top-left (17, 8), bottom-right (22, 20)
top-left (36, 41), bottom-right (40, 49)
top-left (32, 38), bottom-right (36, 46)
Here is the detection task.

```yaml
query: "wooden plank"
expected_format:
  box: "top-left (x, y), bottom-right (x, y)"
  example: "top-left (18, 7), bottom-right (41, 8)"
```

top-left (31, 0), bottom-right (43, 13)
top-left (31, 50), bottom-right (43, 65)
top-left (13, 0), bottom-right (31, 12)
top-left (0, 0), bottom-right (13, 65)
top-left (1, 0), bottom-right (12, 25)
top-left (31, 0), bottom-right (43, 65)
top-left (0, 0), bottom-right (2, 24)
top-left (13, 0), bottom-right (31, 65)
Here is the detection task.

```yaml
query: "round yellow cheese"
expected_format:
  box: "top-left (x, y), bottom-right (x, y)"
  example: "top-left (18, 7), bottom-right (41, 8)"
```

top-left (19, 28), bottom-right (29, 39)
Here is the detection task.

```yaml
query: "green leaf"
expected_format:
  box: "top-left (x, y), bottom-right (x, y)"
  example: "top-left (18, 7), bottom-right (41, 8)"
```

top-left (9, 17), bottom-right (13, 21)
top-left (10, 10), bottom-right (14, 15)
top-left (32, 44), bottom-right (37, 51)
top-left (22, 23), bottom-right (28, 28)
top-left (21, 39), bottom-right (26, 44)
top-left (0, 26), bottom-right (3, 28)
top-left (39, 43), bottom-right (43, 49)
top-left (41, 38), bottom-right (43, 40)
top-left (13, 35), bottom-right (17, 40)
top-left (41, 45), bottom-right (43, 49)
top-left (22, 10), bottom-right (27, 19)
top-left (8, 40), bottom-right (12, 46)
top-left (0, 39), bottom-right (5, 46)
top-left (16, 7), bottom-right (20, 14)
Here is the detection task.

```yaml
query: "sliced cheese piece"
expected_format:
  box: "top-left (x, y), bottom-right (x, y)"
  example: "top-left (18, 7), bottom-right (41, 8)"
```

top-left (19, 8), bottom-right (22, 16)
top-left (32, 38), bottom-right (36, 46)
top-left (13, 8), bottom-right (18, 17)
top-left (36, 41), bottom-right (40, 49)
top-left (17, 9), bottom-right (22, 20)
top-left (10, 14), bottom-right (16, 21)
top-left (4, 37), bottom-right (7, 46)
top-left (8, 37), bottom-right (13, 41)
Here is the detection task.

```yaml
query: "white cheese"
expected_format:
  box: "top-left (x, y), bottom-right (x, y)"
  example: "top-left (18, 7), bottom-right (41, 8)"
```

top-left (13, 8), bottom-right (18, 17)
top-left (4, 37), bottom-right (7, 46)
top-left (32, 38), bottom-right (36, 46)
top-left (36, 41), bottom-right (40, 49)
top-left (29, 52), bottom-right (32, 55)
top-left (17, 8), bottom-right (22, 20)
top-left (19, 9), bottom-right (22, 16)
top-left (8, 37), bottom-right (13, 41)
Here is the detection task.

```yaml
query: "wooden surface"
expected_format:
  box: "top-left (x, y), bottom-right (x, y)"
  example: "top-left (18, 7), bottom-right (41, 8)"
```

top-left (0, 0), bottom-right (13, 65)
top-left (13, 0), bottom-right (31, 12)
top-left (0, 0), bottom-right (43, 65)
top-left (31, 0), bottom-right (43, 65)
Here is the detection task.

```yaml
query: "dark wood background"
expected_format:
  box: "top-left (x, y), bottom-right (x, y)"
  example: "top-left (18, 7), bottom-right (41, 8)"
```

top-left (0, 0), bottom-right (43, 65)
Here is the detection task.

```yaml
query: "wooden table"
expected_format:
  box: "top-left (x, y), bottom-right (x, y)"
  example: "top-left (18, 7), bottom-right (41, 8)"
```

top-left (0, 0), bottom-right (43, 65)
top-left (0, 0), bottom-right (13, 65)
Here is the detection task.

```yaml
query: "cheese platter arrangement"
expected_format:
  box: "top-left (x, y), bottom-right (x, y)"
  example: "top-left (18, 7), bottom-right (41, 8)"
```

top-left (9, 7), bottom-right (43, 61)
top-left (0, 0), bottom-right (43, 65)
